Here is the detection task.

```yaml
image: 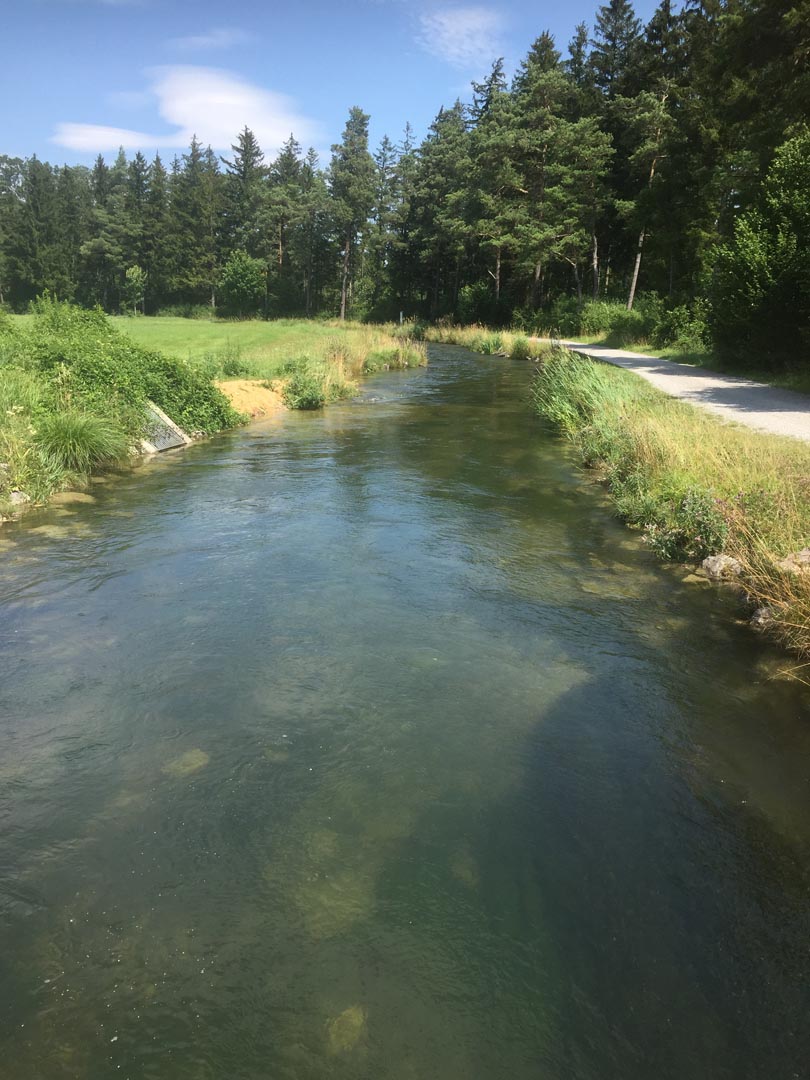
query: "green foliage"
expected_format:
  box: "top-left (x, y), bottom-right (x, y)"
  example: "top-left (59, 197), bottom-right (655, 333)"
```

top-left (218, 250), bottom-right (266, 317)
top-left (710, 128), bottom-right (810, 369)
top-left (651, 301), bottom-right (710, 352)
top-left (33, 411), bottom-right (129, 473)
top-left (155, 304), bottom-right (215, 319)
top-left (123, 265), bottom-right (147, 314)
top-left (20, 298), bottom-right (239, 435)
top-left (478, 332), bottom-right (503, 354)
top-left (281, 370), bottom-right (326, 410)
top-left (509, 336), bottom-right (532, 360)
top-left (532, 347), bottom-right (810, 564)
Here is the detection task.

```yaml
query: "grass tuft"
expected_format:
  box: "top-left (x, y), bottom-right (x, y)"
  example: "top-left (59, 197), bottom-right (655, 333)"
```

top-left (34, 411), bottom-right (130, 474)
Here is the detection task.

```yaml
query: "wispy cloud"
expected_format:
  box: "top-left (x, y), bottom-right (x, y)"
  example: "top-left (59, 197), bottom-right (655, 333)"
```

top-left (52, 66), bottom-right (321, 155)
top-left (417, 6), bottom-right (504, 69)
top-left (171, 27), bottom-right (250, 53)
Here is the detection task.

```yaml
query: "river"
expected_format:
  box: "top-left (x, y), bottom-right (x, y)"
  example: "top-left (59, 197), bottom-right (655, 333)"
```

top-left (1, 345), bottom-right (809, 1079)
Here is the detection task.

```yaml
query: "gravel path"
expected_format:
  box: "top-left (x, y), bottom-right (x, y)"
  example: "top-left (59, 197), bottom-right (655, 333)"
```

top-left (557, 341), bottom-right (810, 442)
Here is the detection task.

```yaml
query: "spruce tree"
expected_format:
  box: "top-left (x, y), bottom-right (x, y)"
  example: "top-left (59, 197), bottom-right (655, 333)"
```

top-left (329, 107), bottom-right (376, 320)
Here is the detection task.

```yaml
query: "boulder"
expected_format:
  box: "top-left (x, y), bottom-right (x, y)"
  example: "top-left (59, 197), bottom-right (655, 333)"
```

top-left (8, 490), bottom-right (30, 506)
top-left (701, 554), bottom-right (742, 580)
top-left (775, 548), bottom-right (810, 575)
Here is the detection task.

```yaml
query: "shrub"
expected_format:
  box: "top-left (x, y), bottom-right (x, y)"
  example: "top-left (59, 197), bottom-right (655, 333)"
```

top-left (479, 332), bottom-right (503, 354)
top-left (155, 304), bottom-right (215, 319)
top-left (282, 371), bottom-right (326, 410)
top-left (651, 302), bottom-right (711, 352)
top-left (510, 336), bottom-right (532, 361)
top-left (34, 411), bottom-right (129, 474)
top-left (218, 250), bottom-right (266, 317)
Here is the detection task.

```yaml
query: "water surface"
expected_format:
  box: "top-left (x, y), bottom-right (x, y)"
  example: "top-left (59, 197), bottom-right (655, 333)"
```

top-left (1, 346), bottom-right (809, 1079)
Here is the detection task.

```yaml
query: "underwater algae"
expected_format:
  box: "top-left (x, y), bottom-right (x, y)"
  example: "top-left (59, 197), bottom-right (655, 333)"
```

top-left (326, 1004), bottom-right (368, 1054)
top-left (161, 748), bottom-right (210, 778)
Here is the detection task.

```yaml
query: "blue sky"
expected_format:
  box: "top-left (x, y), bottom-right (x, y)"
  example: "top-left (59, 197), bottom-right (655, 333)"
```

top-left (2, 0), bottom-right (660, 166)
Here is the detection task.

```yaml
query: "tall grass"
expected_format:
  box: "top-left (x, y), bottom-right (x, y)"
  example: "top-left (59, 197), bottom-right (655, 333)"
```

top-left (0, 300), bottom-right (242, 515)
top-left (34, 412), bottom-right (130, 473)
top-left (534, 347), bottom-right (810, 658)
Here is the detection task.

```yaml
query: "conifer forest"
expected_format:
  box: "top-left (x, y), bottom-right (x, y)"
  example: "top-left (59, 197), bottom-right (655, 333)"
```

top-left (1, 0), bottom-right (808, 369)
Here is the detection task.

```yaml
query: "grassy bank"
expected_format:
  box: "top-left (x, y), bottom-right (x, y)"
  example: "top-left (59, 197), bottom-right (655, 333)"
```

top-left (0, 302), bottom-right (243, 517)
top-left (1, 310), bottom-right (427, 518)
top-left (533, 347), bottom-right (810, 660)
top-left (112, 316), bottom-right (427, 409)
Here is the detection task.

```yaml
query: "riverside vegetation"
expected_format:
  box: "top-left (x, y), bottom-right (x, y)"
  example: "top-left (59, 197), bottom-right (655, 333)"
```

top-left (532, 346), bottom-right (810, 663)
top-left (0, 303), bottom-right (425, 517)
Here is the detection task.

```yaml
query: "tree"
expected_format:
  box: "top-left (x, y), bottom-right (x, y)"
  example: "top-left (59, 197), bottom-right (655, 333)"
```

top-left (710, 127), bottom-right (810, 369)
top-left (123, 264), bottom-right (147, 314)
top-left (408, 102), bottom-right (473, 316)
top-left (219, 249), bottom-right (265, 316)
top-left (329, 107), bottom-right (376, 320)
top-left (222, 126), bottom-right (265, 255)
top-left (590, 0), bottom-right (642, 98)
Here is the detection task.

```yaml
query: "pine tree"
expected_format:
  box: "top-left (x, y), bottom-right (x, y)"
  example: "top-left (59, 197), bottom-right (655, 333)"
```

top-left (221, 126), bottom-right (265, 256)
top-left (408, 103), bottom-right (473, 316)
top-left (590, 0), bottom-right (643, 98)
top-left (329, 107), bottom-right (376, 320)
top-left (141, 154), bottom-right (170, 311)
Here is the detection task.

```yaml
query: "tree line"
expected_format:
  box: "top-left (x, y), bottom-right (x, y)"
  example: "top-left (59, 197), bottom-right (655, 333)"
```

top-left (0, 0), bottom-right (808, 366)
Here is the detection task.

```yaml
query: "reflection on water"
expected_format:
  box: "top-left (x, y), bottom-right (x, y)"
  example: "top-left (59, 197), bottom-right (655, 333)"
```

top-left (1, 346), bottom-right (809, 1079)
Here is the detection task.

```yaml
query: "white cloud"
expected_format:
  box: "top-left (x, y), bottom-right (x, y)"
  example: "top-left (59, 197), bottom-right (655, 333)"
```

top-left (417, 6), bottom-right (504, 69)
top-left (171, 27), bottom-right (250, 52)
top-left (52, 66), bottom-right (321, 155)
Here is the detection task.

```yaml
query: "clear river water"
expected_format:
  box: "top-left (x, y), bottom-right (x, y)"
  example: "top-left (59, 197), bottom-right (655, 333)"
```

top-left (1, 345), bottom-right (809, 1079)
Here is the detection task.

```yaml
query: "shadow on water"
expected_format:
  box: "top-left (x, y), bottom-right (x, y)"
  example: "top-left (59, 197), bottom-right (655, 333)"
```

top-left (0, 345), bottom-right (809, 1078)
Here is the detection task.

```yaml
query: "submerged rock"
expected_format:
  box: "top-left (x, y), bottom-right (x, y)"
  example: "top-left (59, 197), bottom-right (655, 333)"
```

top-left (701, 554), bottom-right (742, 580)
top-left (161, 748), bottom-right (210, 778)
top-left (326, 1005), bottom-right (367, 1054)
top-left (50, 491), bottom-right (96, 506)
top-left (750, 606), bottom-right (775, 631)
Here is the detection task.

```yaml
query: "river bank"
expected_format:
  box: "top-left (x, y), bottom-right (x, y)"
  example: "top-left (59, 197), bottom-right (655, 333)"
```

top-left (0, 308), bottom-right (425, 523)
top-left (533, 346), bottom-right (810, 662)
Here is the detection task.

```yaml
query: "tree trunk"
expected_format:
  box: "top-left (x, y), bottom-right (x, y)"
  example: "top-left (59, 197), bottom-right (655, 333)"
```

top-left (278, 222), bottom-right (283, 268)
top-left (531, 261), bottom-right (542, 308)
top-left (573, 263), bottom-right (583, 307)
top-left (627, 152), bottom-right (660, 311)
top-left (591, 232), bottom-right (599, 299)
top-left (340, 224), bottom-right (351, 321)
top-left (627, 228), bottom-right (645, 311)
top-left (494, 247), bottom-right (501, 302)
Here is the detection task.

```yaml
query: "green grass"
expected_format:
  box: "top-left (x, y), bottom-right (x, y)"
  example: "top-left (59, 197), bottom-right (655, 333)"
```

top-left (558, 331), bottom-right (810, 397)
top-left (108, 316), bottom-right (423, 380)
top-left (0, 303), bottom-right (242, 516)
top-left (534, 346), bottom-right (810, 661)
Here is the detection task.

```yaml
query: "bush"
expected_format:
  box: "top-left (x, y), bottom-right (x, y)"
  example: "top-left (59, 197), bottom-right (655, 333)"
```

top-left (479, 332), bottom-right (503, 354)
top-left (510, 336), bottom-right (532, 361)
top-left (651, 301), bottom-right (710, 352)
top-left (282, 371), bottom-right (326, 410)
top-left (154, 304), bottom-right (215, 320)
top-left (34, 411), bottom-right (129, 474)
top-left (21, 298), bottom-right (240, 435)
top-left (218, 251), bottom-right (266, 317)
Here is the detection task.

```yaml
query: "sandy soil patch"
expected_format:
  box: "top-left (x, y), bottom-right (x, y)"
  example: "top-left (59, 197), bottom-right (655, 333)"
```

top-left (216, 379), bottom-right (285, 419)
